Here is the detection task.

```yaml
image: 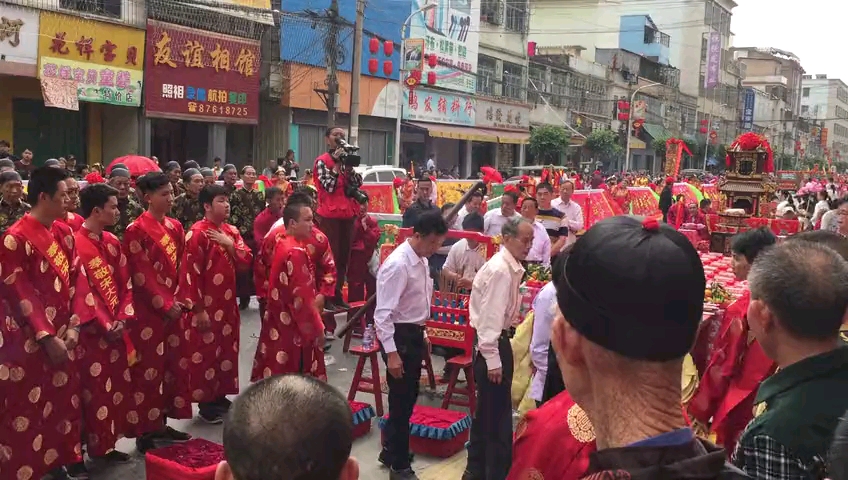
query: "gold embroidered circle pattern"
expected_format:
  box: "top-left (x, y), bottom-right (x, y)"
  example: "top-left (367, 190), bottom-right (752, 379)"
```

top-left (566, 404), bottom-right (595, 443)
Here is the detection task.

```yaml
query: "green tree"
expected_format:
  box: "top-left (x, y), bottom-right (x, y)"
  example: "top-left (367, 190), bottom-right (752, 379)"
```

top-left (585, 128), bottom-right (623, 165)
top-left (528, 125), bottom-right (571, 165)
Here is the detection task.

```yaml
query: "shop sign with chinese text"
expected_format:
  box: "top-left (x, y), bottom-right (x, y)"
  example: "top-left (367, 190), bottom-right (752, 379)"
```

top-left (402, 87), bottom-right (474, 126)
top-left (144, 21), bottom-right (260, 125)
top-left (475, 99), bottom-right (529, 131)
top-left (0, 4), bottom-right (39, 77)
top-left (37, 12), bottom-right (145, 106)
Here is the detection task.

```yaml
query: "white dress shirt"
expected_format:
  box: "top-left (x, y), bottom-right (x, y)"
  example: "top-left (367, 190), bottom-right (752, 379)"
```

top-left (529, 282), bottom-right (558, 401)
top-left (374, 240), bottom-right (433, 353)
top-left (470, 248), bottom-right (525, 370)
top-left (551, 198), bottom-right (584, 247)
top-left (525, 220), bottom-right (551, 266)
top-left (483, 207), bottom-right (520, 237)
top-left (453, 206), bottom-right (473, 230)
top-left (443, 239), bottom-right (486, 281)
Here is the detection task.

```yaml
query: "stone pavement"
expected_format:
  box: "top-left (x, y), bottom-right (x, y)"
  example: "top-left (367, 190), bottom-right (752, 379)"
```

top-left (91, 300), bottom-right (465, 480)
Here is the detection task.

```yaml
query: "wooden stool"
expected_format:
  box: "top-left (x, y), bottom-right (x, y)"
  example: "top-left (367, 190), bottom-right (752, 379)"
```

top-left (341, 301), bottom-right (367, 353)
top-left (420, 351), bottom-right (436, 390)
top-left (347, 344), bottom-right (384, 416)
top-left (441, 354), bottom-right (476, 417)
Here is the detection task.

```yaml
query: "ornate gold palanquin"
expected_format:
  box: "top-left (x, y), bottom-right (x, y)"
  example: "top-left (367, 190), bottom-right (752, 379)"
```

top-left (717, 149), bottom-right (777, 218)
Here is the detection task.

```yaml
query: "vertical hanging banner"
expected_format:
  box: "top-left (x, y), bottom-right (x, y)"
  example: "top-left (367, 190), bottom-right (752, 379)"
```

top-left (742, 88), bottom-right (755, 131)
top-left (704, 31), bottom-right (721, 89)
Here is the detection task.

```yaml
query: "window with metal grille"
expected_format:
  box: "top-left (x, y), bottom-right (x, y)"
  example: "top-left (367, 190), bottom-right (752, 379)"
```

top-left (528, 64), bottom-right (546, 104)
top-left (60, 0), bottom-right (121, 18)
top-left (504, 0), bottom-right (528, 34)
top-left (550, 69), bottom-right (568, 108)
top-left (502, 61), bottom-right (524, 100)
top-left (480, 0), bottom-right (503, 25)
top-left (477, 55), bottom-right (497, 96)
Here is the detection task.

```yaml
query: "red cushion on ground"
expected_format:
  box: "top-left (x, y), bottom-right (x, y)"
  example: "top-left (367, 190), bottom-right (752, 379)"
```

top-left (380, 429), bottom-right (469, 458)
top-left (409, 404), bottom-right (468, 429)
top-left (446, 354), bottom-right (472, 367)
top-left (145, 438), bottom-right (223, 480)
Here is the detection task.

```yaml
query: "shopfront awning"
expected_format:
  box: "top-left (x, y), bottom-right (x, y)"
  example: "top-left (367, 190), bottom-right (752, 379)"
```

top-left (630, 136), bottom-right (647, 149)
top-left (642, 123), bottom-right (672, 140)
top-left (406, 122), bottom-right (530, 144)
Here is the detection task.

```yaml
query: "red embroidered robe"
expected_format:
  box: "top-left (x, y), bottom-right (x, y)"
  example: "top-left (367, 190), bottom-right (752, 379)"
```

top-left (177, 219), bottom-right (252, 403)
top-left (254, 222), bottom-right (286, 303)
top-left (0, 215), bottom-right (86, 480)
top-left (305, 225), bottom-right (337, 299)
top-left (252, 235), bottom-right (326, 381)
top-left (688, 291), bottom-right (777, 454)
top-left (72, 227), bottom-right (136, 456)
top-left (62, 212), bottom-right (84, 232)
top-left (667, 202), bottom-right (687, 229)
top-left (123, 211), bottom-right (192, 434)
top-left (508, 391), bottom-right (596, 480)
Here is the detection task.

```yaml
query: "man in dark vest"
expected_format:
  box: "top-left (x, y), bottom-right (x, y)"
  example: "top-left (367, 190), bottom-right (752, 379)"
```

top-left (733, 237), bottom-right (848, 478)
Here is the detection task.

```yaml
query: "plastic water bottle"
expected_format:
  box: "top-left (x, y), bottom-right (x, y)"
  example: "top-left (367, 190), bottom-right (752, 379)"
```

top-left (362, 324), bottom-right (375, 350)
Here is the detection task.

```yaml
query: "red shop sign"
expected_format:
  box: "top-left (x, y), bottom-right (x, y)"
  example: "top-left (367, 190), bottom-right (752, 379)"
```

top-left (144, 20), bottom-right (260, 125)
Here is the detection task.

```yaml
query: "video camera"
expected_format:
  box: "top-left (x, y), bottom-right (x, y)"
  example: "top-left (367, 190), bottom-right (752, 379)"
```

top-left (336, 138), bottom-right (362, 168)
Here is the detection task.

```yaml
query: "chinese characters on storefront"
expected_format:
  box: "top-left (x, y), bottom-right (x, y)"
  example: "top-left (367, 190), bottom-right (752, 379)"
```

top-left (475, 99), bottom-right (529, 131)
top-left (37, 11), bottom-right (145, 107)
top-left (403, 87), bottom-right (474, 126)
top-left (0, 5), bottom-right (39, 77)
top-left (144, 21), bottom-right (260, 124)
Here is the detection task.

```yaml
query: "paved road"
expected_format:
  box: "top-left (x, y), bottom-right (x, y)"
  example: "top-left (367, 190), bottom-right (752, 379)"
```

top-left (92, 300), bottom-right (456, 479)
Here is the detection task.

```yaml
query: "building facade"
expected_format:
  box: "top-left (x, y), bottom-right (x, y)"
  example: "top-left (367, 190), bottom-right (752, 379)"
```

top-left (0, 0), bottom-right (147, 166)
top-left (801, 74), bottom-right (848, 162)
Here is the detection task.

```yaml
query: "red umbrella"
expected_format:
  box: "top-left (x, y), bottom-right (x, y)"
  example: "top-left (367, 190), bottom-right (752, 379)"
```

top-left (106, 155), bottom-right (161, 177)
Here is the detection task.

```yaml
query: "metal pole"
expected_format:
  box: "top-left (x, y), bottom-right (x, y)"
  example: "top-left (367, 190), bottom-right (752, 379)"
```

top-left (624, 81), bottom-right (661, 172)
top-left (393, 4), bottom-right (436, 168)
top-left (326, 0), bottom-right (340, 129)
top-left (349, 0), bottom-right (365, 146)
top-left (702, 110), bottom-right (712, 170)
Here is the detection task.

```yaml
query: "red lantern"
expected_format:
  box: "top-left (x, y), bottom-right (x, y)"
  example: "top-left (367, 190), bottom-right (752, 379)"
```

top-left (700, 119), bottom-right (708, 126)
top-left (617, 113), bottom-right (629, 121)
top-left (368, 58), bottom-right (379, 74)
top-left (427, 71), bottom-right (436, 84)
top-left (411, 69), bottom-right (422, 81)
top-left (699, 127), bottom-right (708, 134)
top-left (383, 60), bottom-right (392, 76)
top-left (369, 37), bottom-right (379, 54)
top-left (383, 40), bottom-right (393, 57)
top-left (427, 54), bottom-right (438, 68)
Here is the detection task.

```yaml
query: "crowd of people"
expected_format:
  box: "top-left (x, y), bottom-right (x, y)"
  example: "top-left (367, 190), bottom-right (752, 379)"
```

top-left (2, 128), bottom-right (848, 480)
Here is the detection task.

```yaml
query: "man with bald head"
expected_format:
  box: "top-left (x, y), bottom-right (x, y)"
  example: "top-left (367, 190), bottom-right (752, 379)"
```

top-left (217, 375), bottom-right (359, 480)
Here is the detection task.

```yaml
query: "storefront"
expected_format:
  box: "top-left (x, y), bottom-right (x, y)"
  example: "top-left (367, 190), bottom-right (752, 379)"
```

top-left (26, 11), bottom-right (145, 166)
top-left (0, 4), bottom-right (41, 158)
top-left (144, 21), bottom-right (260, 166)
top-left (283, 64), bottom-right (398, 170)
top-left (474, 99), bottom-right (530, 172)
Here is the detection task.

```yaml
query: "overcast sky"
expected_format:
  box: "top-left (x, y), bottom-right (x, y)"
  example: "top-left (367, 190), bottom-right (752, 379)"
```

top-left (731, 0), bottom-right (840, 79)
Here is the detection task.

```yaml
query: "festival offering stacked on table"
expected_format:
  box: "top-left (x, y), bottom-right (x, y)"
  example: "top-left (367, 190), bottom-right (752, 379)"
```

top-left (520, 264), bottom-right (552, 320)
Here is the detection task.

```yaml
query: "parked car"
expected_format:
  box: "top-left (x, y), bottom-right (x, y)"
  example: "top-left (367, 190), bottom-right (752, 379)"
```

top-left (354, 165), bottom-right (408, 184)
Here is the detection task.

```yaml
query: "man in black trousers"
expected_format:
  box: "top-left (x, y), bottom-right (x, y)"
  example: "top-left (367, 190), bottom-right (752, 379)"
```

top-left (374, 211), bottom-right (448, 480)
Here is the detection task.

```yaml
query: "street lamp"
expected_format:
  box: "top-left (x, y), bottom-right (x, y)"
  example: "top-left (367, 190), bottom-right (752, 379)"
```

top-left (624, 81), bottom-right (662, 172)
top-left (392, 3), bottom-right (437, 168)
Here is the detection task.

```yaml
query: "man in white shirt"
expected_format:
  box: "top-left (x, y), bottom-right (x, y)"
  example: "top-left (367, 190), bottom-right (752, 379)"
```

top-left (454, 190), bottom-right (484, 230)
top-left (464, 217), bottom-right (534, 480)
top-left (483, 191), bottom-right (520, 237)
top-left (519, 196), bottom-right (551, 267)
top-left (374, 210), bottom-right (448, 480)
top-left (528, 258), bottom-right (563, 407)
top-left (442, 212), bottom-right (487, 290)
top-left (550, 180), bottom-right (584, 248)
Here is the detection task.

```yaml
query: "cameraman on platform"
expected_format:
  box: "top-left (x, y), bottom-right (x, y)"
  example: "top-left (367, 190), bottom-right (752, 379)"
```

top-left (313, 126), bottom-right (362, 310)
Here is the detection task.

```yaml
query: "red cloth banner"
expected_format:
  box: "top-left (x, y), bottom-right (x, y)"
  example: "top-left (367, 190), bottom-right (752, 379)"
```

top-left (361, 184), bottom-right (395, 213)
top-left (627, 187), bottom-right (662, 218)
top-left (572, 190), bottom-right (624, 230)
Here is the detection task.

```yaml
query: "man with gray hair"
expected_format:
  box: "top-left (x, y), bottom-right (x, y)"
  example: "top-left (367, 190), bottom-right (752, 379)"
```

top-left (464, 216), bottom-right (534, 480)
top-left (733, 240), bottom-right (848, 479)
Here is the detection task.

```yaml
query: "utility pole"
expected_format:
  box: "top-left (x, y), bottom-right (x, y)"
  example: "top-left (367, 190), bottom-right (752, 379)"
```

top-left (325, 0), bottom-right (340, 129)
top-left (349, 0), bottom-right (365, 145)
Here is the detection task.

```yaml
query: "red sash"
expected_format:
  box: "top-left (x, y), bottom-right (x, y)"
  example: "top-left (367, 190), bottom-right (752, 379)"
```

top-left (75, 230), bottom-right (138, 366)
top-left (18, 214), bottom-right (71, 288)
top-left (136, 212), bottom-right (180, 274)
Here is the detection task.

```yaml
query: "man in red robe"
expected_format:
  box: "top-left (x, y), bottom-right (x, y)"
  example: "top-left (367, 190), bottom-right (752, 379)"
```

top-left (66, 183), bottom-right (138, 477)
top-left (123, 172), bottom-right (191, 452)
top-left (348, 195), bottom-right (381, 323)
top-left (62, 177), bottom-right (84, 232)
top-left (252, 200), bottom-right (327, 381)
top-left (178, 184), bottom-right (253, 424)
top-left (688, 228), bottom-right (778, 454)
top-left (0, 167), bottom-right (86, 480)
top-left (252, 186), bottom-right (284, 321)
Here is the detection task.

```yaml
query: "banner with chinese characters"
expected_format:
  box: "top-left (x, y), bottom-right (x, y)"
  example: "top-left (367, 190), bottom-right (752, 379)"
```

top-left (37, 12), bottom-right (145, 107)
top-left (408, 0), bottom-right (480, 94)
top-left (403, 87), bottom-right (474, 126)
top-left (475, 99), bottom-right (529, 132)
top-left (144, 21), bottom-right (260, 125)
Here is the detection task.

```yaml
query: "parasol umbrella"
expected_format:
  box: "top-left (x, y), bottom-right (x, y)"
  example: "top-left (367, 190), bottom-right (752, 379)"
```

top-left (106, 155), bottom-right (161, 177)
